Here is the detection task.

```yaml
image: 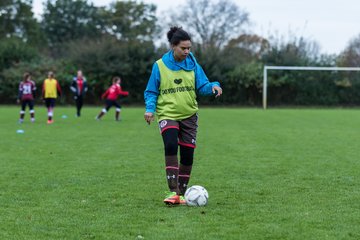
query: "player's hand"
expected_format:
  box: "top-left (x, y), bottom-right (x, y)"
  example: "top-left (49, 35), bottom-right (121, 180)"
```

top-left (212, 86), bottom-right (223, 98)
top-left (144, 112), bottom-right (154, 125)
top-left (16, 99), bottom-right (20, 104)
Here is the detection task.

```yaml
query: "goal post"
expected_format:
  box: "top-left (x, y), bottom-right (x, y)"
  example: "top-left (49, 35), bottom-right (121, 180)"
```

top-left (263, 66), bottom-right (360, 109)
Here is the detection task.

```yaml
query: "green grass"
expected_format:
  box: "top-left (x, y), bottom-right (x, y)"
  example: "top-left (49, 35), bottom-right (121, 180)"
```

top-left (1, 106), bottom-right (360, 239)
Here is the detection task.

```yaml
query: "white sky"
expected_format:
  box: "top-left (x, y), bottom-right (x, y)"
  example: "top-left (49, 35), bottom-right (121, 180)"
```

top-left (32, 0), bottom-right (360, 55)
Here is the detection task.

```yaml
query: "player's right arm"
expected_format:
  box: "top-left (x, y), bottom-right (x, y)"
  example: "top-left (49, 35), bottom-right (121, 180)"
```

top-left (56, 80), bottom-right (62, 97)
top-left (101, 89), bottom-right (109, 99)
top-left (118, 85), bottom-right (129, 96)
top-left (30, 80), bottom-right (36, 99)
top-left (17, 82), bottom-right (23, 103)
top-left (144, 63), bottom-right (160, 124)
top-left (42, 80), bottom-right (46, 99)
top-left (144, 112), bottom-right (155, 125)
top-left (70, 77), bottom-right (77, 94)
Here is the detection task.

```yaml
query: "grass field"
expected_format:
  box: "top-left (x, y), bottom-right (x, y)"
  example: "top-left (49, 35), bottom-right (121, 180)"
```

top-left (1, 106), bottom-right (360, 239)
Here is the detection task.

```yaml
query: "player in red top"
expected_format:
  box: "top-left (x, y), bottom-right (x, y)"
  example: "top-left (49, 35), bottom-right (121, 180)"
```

top-left (17, 72), bottom-right (36, 123)
top-left (95, 76), bottom-right (129, 121)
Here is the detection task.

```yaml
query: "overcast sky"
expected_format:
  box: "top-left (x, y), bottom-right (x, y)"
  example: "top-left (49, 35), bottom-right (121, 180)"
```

top-left (32, 0), bottom-right (360, 55)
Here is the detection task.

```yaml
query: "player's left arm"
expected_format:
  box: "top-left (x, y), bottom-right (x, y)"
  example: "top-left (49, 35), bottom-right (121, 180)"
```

top-left (118, 85), bottom-right (129, 96)
top-left (18, 82), bottom-right (23, 102)
top-left (42, 81), bottom-right (46, 99)
top-left (83, 78), bottom-right (88, 94)
top-left (195, 64), bottom-right (222, 97)
top-left (31, 81), bottom-right (36, 99)
top-left (56, 80), bottom-right (62, 97)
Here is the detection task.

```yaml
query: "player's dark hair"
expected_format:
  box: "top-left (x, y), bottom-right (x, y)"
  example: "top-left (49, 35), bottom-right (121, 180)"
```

top-left (112, 76), bottom-right (121, 83)
top-left (167, 26), bottom-right (191, 46)
top-left (48, 71), bottom-right (54, 78)
top-left (23, 72), bottom-right (31, 81)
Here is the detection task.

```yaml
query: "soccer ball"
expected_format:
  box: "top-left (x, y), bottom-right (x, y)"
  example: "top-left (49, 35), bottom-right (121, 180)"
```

top-left (184, 185), bottom-right (209, 206)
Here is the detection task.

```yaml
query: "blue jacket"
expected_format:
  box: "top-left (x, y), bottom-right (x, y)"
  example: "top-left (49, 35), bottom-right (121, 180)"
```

top-left (144, 50), bottom-right (221, 113)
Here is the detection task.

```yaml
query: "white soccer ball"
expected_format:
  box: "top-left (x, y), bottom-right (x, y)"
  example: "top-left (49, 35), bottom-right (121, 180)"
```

top-left (184, 185), bottom-right (209, 206)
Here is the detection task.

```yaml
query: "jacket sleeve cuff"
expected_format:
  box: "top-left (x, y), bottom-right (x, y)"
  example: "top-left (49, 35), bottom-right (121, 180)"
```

top-left (145, 108), bottom-right (155, 113)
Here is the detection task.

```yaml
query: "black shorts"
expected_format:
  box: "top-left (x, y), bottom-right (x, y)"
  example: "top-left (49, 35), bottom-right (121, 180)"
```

top-left (21, 100), bottom-right (34, 111)
top-left (45, 98), bottom-right (56, 108)
top-left (105, 100), bottom-right (121, 111)
top-left (158, 114), bottom-right (198, 148)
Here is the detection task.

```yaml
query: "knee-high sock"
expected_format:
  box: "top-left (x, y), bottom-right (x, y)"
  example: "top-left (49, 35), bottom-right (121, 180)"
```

top-left (97, 109), bottom-right (106, 119)
top-left (165, 155), bottom-right (179, 194)
top-left (179, 145), bottom-right (194, 195)
top-left (20, 110), bottom-right (25, 120)
top-left (162, 128), bottom-right (180, 194)
top-left (115, 108), bottom-right (121, 120)
top-left (48, 108), bottom-right (53, 120)
top-left (178, 164), bottom-right (192, 195)
top-left (30, 109), bottom-right (35, 119)
top-left (76, 97), bottom-right (83, 116)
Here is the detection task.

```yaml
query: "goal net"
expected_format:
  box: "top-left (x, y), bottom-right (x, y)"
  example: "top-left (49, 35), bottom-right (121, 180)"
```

top-left (263, 66), bottom-right (360, 109)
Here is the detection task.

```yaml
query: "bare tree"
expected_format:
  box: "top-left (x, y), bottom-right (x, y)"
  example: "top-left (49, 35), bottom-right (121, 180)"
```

top-left (168, 0), bottom-right (249, 49)
top-left (339, 34), bottom-right (360, 67)
top-left (226, 34), bottom-right (270, 59)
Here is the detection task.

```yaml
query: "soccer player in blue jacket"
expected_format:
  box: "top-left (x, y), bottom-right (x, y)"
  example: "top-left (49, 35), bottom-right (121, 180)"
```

top-left (144, 26), bottom-right (223, 205)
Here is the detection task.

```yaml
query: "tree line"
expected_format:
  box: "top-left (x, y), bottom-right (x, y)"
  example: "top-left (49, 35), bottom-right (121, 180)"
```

top-left (1, 0), bottom-right (360, 106)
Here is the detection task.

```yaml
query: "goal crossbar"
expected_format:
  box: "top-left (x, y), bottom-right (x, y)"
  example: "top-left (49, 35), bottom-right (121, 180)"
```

top-left (263, 66), bottom-right (360, 109)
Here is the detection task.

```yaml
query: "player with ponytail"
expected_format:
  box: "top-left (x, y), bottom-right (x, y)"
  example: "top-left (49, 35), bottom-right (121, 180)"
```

top-left (144, 26), bottom-right (222, 205)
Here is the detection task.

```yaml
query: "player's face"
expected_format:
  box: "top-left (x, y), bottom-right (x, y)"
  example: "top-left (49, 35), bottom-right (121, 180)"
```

top-left (172, 40), bottom-right (191, 62)
top-left (77, 71), bottom-right (83, 78)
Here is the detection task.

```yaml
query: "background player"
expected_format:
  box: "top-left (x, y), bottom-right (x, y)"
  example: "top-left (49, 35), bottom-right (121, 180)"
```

top-left (95, 76), bottom-right (129, 121)
top-left (17, 72), bottom-right (36, 123)
top-left (42, 71), bottom-right (62, 124)
top-left (70, 70), bottom-right (88, 117)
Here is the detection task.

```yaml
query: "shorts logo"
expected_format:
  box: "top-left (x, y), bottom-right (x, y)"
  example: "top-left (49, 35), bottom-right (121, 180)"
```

top-left (191, 139), bottom-right (196, 144)
top-left (160, 120), bottom-right (167, 128)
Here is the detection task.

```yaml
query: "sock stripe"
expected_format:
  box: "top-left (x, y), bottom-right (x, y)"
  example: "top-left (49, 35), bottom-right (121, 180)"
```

top-left (166, 166), bottom-right (179, 170)
top-left (179, 174), bottom-right (190, 177)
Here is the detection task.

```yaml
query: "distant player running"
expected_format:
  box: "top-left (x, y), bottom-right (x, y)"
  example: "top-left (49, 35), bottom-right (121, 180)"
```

top-left (17, 72), bottom-right (36, 123)
top-left (144, 27), bottom-right (222, 205)
top-left (42, 71), bottom-right (62, 124)
top-left (95, 76), bottom-right (129, 121)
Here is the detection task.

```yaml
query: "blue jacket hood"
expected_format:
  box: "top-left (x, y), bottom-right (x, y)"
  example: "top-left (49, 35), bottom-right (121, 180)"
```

top-left (161, 50), bottom-right (197, 71)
